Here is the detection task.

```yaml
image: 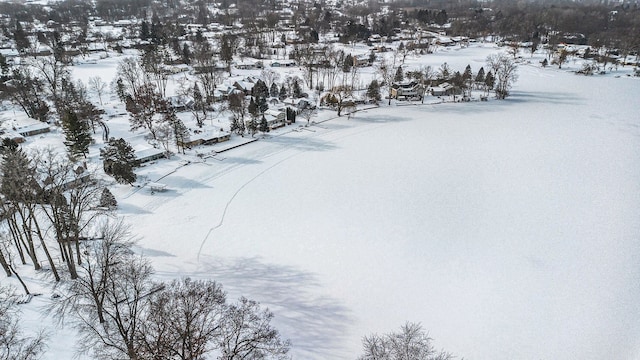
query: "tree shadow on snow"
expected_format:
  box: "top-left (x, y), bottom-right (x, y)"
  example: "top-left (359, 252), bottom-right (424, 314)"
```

top-left (268, 135), bottom-right (338, 153)
top-left (351, 113), bottom-right (410, 124)
top-left (161, 175), bottom-right (213, 190)
top-left (157, 256), bottom-right (353, 359)
top-left (507, 90), bottom-right (585, 105)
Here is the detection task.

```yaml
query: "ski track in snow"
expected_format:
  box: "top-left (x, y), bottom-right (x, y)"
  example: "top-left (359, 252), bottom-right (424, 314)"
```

top-left (195, 116), bottom-right (393, 260)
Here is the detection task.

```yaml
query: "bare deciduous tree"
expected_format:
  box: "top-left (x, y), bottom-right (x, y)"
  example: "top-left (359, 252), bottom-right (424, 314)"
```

top-left (88, 76), bottom-right (107, 105)
top-left (0, 285), bottom-right (47, 360)
top-left (486, 53), bottom-right (518, 99)
top-left (218, 297), bottom-right (290, 360)
top-left (141, 278), bottom-right (226, 360)
top-left (358, 322), bottom-right (453, 360)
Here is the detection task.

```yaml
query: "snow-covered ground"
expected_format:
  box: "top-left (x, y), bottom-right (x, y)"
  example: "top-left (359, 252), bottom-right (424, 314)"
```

top-left (4, 44), bottom-right (640, 359)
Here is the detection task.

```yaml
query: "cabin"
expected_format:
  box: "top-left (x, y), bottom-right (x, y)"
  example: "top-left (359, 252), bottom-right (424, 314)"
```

top-left (180, 130), bottom-right (231, 147)
top-left (17, 123), bottom-right (51, 137)
top-left (134, 147), bottom-right (166, 166)
top-left (270, 60), bottom-right (296, 68)
top-left (430, 82), bottom-right (454, 96)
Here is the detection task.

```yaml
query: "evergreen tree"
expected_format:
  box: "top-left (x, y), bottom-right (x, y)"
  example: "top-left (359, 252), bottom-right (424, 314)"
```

top-left (252, 80), bottom-right (269, 100)
top-left (182, 43), bottom-right (191, 65)
top-left (175, 120), bottom-right (190, 153)
top-left (475, 67), bottom-right (485, 84)
top-left (248, 97), bottom-right (259, 119)
top-left (463, 64), bottom-right (473, 82)
top-left (279, 84), bottom-right (288, 100)
top-left (259, 115), bottom-right (269, 134)
top-left (220, 34), bottom-right (234, 73)
top-left (270, 82), bottom-right (279, 98)
top-left (366, 80), bottom-right (381, 104)
top-left (100, 138), bottom-right (137, 184)
top-left (291, 79), bottom-right (302, 98)
top-left (342, 54), bottom-right (353, 73)
top-left (484, 71), bottom-right (495, 95)
top-left (394, 66), bottom-right (404, 82)
top-left (99, 187), bottom-right (117, 209)
top-left (247, 118), bottom-right (258, 137)
top-left (62, 110), bottom-right (92, 159)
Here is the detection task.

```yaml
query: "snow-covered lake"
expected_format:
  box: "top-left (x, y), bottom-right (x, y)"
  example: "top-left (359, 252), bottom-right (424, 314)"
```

top-left (113, 64), bottom-right (640, 359)
top-left (7, 44), bottom-right (640, 360)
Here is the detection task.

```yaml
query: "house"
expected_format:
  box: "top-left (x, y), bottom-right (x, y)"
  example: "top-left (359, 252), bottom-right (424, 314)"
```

top-left (17, 123), bottom-right (51, 137)
top-left (233, 80), bottom-right (255, 95)
top-left (270, 60), bottom-right (296, 68)
top-left (167, 95), bottom-right (195, 111)
top-left (391, 81), bottom-right (422, 99)
top-left (0, 130), bottom-right (25, 144)
top-left (134, 147), bottom-right (166, 166)
top-left (235, 60), bottom-right (263, 70)
top-left (180, 130), bottom-right (231, 147)
top-left (353, 54), bottom-right (371, 67)
top-left (430, 82), bottom-right (454, 96)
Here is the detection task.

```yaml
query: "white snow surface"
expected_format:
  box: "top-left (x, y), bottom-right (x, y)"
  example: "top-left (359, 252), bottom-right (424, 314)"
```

top-left (4, 45), bottom-right (640, 360)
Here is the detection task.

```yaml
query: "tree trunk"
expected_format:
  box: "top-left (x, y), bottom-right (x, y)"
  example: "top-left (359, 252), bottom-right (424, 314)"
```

top-left (0, 248), bottom-right (12, 276)
top-left (8, 264), bottom-right (30, 295)
top-left (65, 239), bottom-right (78, 279)
top-left (31, 212), bottom-right (60, 281)
top-left (7, 218), bottom-right (26, 264)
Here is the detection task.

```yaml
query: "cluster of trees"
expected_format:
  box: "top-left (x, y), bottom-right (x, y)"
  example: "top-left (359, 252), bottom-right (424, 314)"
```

top-left (446, 1), bottom-right (640, 62)
top-left (0, 35), bottom-right (105, 161)
top-left (358, 322), bottom-right (454, 360)
top-left (0, 140), bottom-right (115, 282)
top-left (51, 220), bottom-right (290, 360)
top-left (0, 285), bottom-right (46, 360)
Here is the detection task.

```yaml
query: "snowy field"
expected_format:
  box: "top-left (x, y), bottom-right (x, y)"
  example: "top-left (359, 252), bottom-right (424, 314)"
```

top-left (5, 44), bottom-right (640, 359)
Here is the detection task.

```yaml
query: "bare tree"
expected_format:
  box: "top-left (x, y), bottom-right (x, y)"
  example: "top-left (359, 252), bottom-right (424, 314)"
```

top-left (260, 68), bottom-right (280, 89)
top-left (140, 46), bottom-right (169, 97)
top-left (376, 55), bottom-right (397, 105)
top-left (0, 285), bottom-right (47, 360)
top-left (140, 278), bottom-right (226, 360)
top-left (88, 76), bottom-right (107, 105)
top-left (218, 297), bottom-right (290, 360)
top-left (321, 85), bottom-right (353, 117)
top-left (33, 148), bottom-right (104, 279)
top-left (486, 53), bottom-right (518, 99)
top-left (2, 66), bottom-right (50, 121)
top-left (116, 57), bottom-right (144, 100)
top-left (127, 83), bottom-right (167, 140)
top-left (358, 322), bottom-right (453, 360)
top-left (53, 226), bottom-right (156, 360)
top-left (228, 93), bottom-right (247, 135)
top-left (0, 144), bottom-right (59, 280)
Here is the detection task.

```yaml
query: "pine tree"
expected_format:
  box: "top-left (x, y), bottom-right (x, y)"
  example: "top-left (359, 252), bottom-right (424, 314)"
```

top-left (220, 34), bottom-right (234, 73)
top-left (463, 64), bottom-right (473, 82)
top-left (291, 79), bottom-right (302, 98)
top-left (62, 110), bottom-right (92, 159)
top-left (100, 138), bottom-right (137, 184)
top-left (475, 67), bottom-right (485, 84)
top-left (484, 71), bottom-right (495, 95)
top-left (367, 80), bottom-right (381, 104)
top-left (259, 115), bottom-right (269, 134)
top-left (247, 118), bottom-right (258, 137)
top-left (270, 82), bottom-right (279, 98)
top-left (394, 66), bottom-right (404, 82)
top-left (279, 84), bottom-right (287, 100)
top-left (99, 188), bottom-right (117, 209)
top-left (252, 80), bottom-right (269, 100)
top-left (342, 54), bottom-right (353, 73)
top-left (248, 97), bottom-right (259, 119)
